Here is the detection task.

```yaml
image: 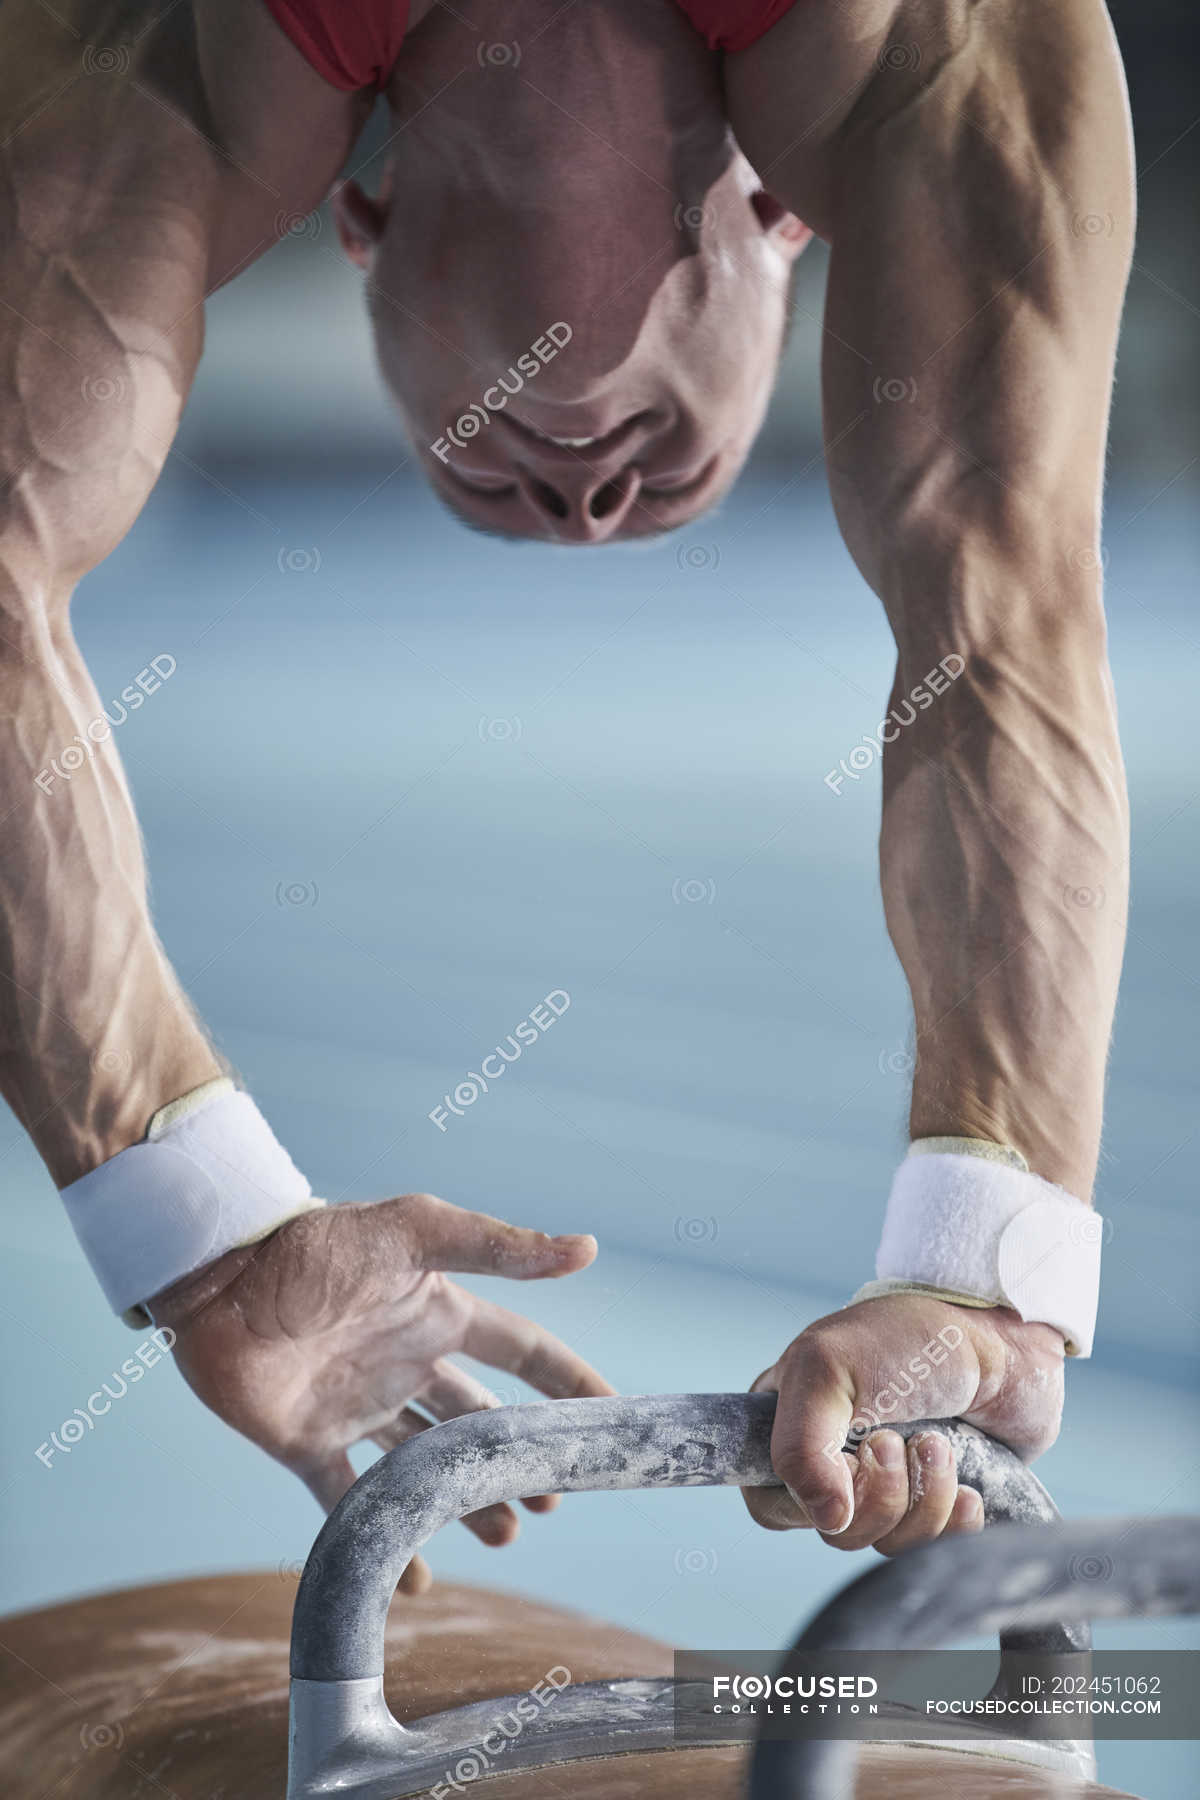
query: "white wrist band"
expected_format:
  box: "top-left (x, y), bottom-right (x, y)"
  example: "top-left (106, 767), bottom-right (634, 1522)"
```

top-left (60, 1079), bottom-right (325, 1319)
top-left (858, 1140), bottom-right (1102, 1356)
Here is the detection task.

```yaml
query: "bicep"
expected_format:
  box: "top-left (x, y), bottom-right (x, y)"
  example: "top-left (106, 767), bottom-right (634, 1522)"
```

top-left (730, 0), bottom-right (1134, 586)
top-left (0, 181), bottom-right (206, 598)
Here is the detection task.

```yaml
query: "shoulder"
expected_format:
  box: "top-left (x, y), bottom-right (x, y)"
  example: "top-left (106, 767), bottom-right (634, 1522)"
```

top-left (0, 6), bottom-right (219, 582)
top-left (191, 0), bottom-right (374, 280)
top-left (720, 0), bottom-right (1103, 233)
top-left (0, 1), bottom-right (223, 256)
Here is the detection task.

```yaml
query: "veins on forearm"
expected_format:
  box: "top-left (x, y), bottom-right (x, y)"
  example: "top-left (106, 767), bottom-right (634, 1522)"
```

top-left (0, 602), bottom-right (219, 1181)
top-left (881, 614), bottom-right (1127, 1193)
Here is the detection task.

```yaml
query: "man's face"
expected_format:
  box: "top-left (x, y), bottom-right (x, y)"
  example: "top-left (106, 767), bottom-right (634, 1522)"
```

top-left (334, 159), bottom-right (811, 544)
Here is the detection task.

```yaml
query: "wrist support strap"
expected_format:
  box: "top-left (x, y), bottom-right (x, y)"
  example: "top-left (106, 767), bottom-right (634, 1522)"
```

top-left (856, 1138), bottom-right (1102, 1356)
top-left (60, 1078), bottom-right (325, 1321)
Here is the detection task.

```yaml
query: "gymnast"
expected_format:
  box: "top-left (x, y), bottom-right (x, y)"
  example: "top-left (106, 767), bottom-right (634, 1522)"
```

top-left (0, 0), bottom-right (1132, 1583)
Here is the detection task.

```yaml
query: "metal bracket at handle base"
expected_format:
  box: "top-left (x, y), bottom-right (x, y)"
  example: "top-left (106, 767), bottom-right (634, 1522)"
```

top-left (287, 1394), bottom-right (1077, 1798)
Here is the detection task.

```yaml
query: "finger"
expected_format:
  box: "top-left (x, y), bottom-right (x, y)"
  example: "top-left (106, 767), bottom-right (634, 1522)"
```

top-left (742, 1480), bottom-right (816, 1532)
top-left (462, 1297), bottom-right (616, 1401)
top-left (460, 1503), bottom-right (521, 1546)
top-left (418, 1361), bottom-right (501, 1419)
top-left (388, 1192), bottom-right (598, 1279)
top-left (818, 1430), bottom-right (911, 1551)
top-left (398, 1553), bottom-right (433, 1596)
top-left (372, 1404), bottom-right (520, 1549)
top-left (873, 1430), bottom-right (961, 1556)
top-left (300, 1452), bottom-right (358, 1514)
top-left (946, 1483), bottom-right (986, 1535)
top-left (757, 1350), bottom-right (856, 1536)
top-left (741, 1368), bottom-right (806, 1531)
top-left (372, 1406), bottom-right (439, 1452)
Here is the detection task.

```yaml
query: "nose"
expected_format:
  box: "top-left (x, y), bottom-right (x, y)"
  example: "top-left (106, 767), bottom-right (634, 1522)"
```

top-left (513, 460), bottom-right (644, 543)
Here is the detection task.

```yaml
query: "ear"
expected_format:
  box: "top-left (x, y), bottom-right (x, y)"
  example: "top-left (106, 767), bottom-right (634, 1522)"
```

top-left (330, 178), bottom-right (391, 270)
top-left (750, 188), bottom-right (813, 259)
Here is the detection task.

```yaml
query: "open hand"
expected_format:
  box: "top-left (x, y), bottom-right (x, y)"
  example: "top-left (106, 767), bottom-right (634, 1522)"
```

top-left (152, 1192), bottom-right (612, 1591)
top-left (745, 1291), bottom-right (1065, 1554)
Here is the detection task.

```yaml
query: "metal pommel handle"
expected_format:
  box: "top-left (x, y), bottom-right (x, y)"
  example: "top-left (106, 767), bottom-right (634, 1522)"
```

top-left (292, 1392), bottom-right (774, 1682)
top-left (287, 1395), bottom-right (1069, 1799)
top-left (291, 1393), bottom-right (1063, 1683)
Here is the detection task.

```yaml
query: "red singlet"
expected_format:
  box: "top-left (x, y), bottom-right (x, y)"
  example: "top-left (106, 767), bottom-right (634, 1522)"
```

top-left (263, 0), bottom-right (798, 92)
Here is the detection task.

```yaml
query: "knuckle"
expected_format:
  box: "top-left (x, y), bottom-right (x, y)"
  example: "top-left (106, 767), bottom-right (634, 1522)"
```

top-left (788, 1331), bottom-right (843, 1379)
top-left (1025, 1411), bottom-right (1063, 1457)
top-left (857, 1452), bottom-right (906, 1500)
top-left (770, 1442), bottom-right (806, 1486)
top-left (388, 1191), bottom-right (455, 1255)
top-left (857, 1475), bottom-right (910, 1527)
top-left (397, 1190), bottom-right (444, 1212)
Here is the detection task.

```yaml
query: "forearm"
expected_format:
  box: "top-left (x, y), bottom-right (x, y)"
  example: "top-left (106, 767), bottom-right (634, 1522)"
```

top-left (809, 0), bottom-right (1133, 1195)
top-left (878, 538), bottom-right (1127, 1197)
top-left (0, 572), bottom-right (220, 1186)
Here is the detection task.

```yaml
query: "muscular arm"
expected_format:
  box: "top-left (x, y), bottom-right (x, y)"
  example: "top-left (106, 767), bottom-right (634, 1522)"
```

top-left (0, 116), bottom-right (222, 1186)
top-left (731, 0), bottom-right (1133, 1198)
top-left (0, 19), bottom-right (612, 1548)
top-left (725, 1), bottom-right (1133, 1547)
top-left (0, 1), bottom-right (362, 1185)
